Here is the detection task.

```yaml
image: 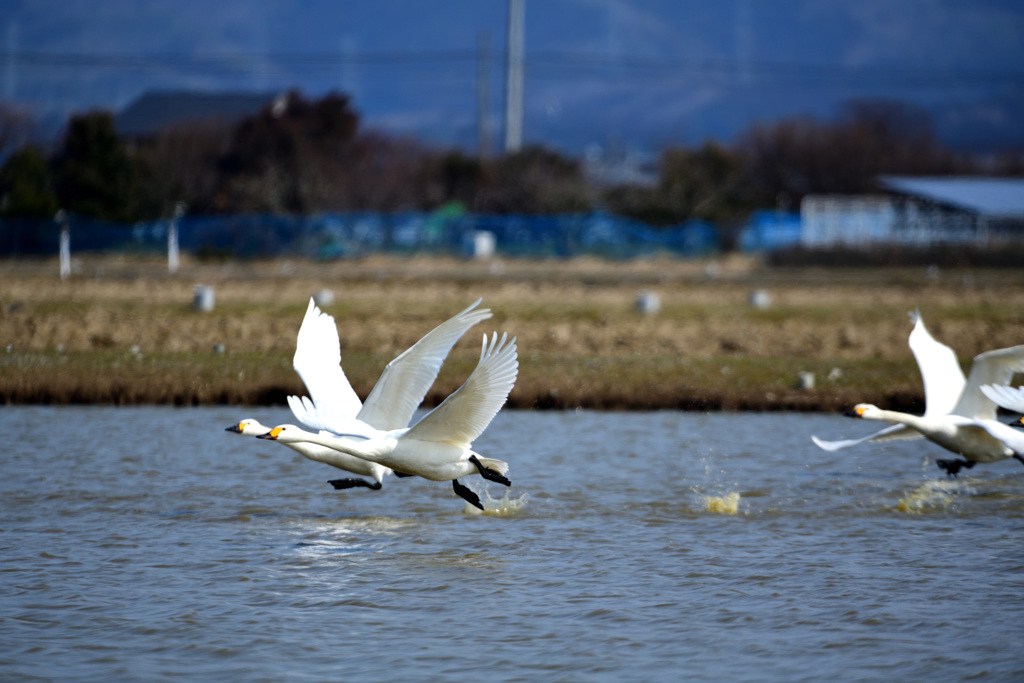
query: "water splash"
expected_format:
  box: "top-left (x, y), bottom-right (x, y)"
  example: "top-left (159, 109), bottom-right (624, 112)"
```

top-left (463, 488), bottom-right (530, 516)
top-left (703, 491), bottom-right (741, 515)
top-left (896, 479), bottom-right (967, 514)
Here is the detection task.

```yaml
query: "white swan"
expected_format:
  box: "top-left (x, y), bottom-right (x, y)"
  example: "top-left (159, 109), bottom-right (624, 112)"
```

top-left (227, 298), bottom-right (492, 490)
top-left (846, 405), bottom-right (1023, 474)
top-left (227, 418), bottom-right (394, 488)
top-left (846, 342), bottom-right (1024, 475)
top-left (812, 311), bottom-right (965, 451)
top-left (259, 332), bottom-right (519, 510)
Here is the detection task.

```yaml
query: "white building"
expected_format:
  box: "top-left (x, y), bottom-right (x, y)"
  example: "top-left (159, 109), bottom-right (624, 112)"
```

top-left (801, 176), bottom-right (1024, 247)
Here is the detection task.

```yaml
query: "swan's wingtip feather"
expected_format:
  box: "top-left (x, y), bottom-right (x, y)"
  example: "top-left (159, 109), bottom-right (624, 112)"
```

top-left (810, 435), bottom-right (847, 451)
top-left (459, 298), bottom-right (492, 321)
top-left (810, 435), bottom-right (829, 449)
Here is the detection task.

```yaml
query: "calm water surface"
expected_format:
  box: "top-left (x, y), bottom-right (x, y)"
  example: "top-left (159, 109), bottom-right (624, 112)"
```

top-left (2, 406), bottom-right (1023, 681)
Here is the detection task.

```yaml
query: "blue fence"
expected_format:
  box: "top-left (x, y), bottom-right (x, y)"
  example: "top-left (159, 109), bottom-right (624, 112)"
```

top-left (0, 211), bottom-right (723, 259)
top-left (738, 210), bottom-right (802, 251)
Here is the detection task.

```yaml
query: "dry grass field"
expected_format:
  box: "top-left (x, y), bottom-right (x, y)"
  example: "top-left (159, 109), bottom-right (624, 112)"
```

top-left (2, 252), bottom-right (1023, 411)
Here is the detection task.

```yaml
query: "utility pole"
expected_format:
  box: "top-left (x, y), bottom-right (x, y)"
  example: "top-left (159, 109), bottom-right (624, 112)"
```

top-left (504, 0), bottom-right (524, 154)
top-left (477, 31), bottom-right (492, 159)
top-left (5, 22), bottom-right (17, 101)
top-left (735, 0), bottom-right (753, 86)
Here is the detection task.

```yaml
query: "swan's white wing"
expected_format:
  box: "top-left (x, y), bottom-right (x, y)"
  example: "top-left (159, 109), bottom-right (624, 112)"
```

top-left (404, 332), bottom-right (518, 447)
top-left (953, 345), bottom-right (1024, 420)
top-left (357, 299), bottom-right (492, 431)
top-left (291, 298), bottom-right (362, 420)
top-left (287, 394), bottom-right (381, 440)
top-left (811, 312), bottom-right (955, 451)
top-left (972, 419), bottom-right (1024, 456)
top-left (287, 394), bottom-right (329, 432)
top-left (811, 424), bottom-right (923, 451)
top-left (981, 384), bottom-right (1024, 413)
top-left (907, 311), bottom-right (966, 417)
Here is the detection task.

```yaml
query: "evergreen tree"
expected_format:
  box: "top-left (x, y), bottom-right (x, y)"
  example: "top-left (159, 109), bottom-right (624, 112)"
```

top-left (52, 111), bottom-right (156, 222)
top-left (0, 145), bottom-right (58, 217)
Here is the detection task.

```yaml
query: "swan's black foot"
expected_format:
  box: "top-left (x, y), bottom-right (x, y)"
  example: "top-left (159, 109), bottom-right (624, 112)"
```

top-left (469, 455), bottom-right (511, 486)
top-left (452, 479), bottom-right (484, 510)
top-left (936, 458), bottom-right (975, 477)
top-left (328, 478), bottom-right (382, 490)
top-left (393, 471), bottom-right (415, 478)
top-left (1013, 454), bottom-right (1024, 467)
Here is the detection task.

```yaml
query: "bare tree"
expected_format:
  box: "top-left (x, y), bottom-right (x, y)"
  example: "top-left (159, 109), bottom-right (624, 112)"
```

top-left (137, 119), bottom-right (233, 214)
top-left (0, 102), bottom-right (35, 160)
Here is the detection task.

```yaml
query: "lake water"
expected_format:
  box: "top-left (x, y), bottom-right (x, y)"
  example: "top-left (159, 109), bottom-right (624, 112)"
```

top-left (2, 405), bottom-right (1023, 681)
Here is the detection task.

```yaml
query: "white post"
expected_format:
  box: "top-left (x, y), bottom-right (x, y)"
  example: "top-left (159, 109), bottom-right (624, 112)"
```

top-left (168, 202), bottom-right (184, 274)
top-left (194, 285), bottom-right (215, 312)
top-left (56, 210), bottom-right (70, 280)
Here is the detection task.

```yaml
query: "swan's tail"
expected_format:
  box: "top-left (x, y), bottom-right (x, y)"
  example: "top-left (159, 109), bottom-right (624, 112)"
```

top-left (472, 456), bottom-right (509, 476)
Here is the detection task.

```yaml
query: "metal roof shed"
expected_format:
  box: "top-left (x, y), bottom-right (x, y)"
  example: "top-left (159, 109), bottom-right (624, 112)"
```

top-left (879, 176), bottom-right (1024, 216)
top-left (878, 176), bottom-right (1024, 242)
top-left (115, 90), bottom-right (281, 138)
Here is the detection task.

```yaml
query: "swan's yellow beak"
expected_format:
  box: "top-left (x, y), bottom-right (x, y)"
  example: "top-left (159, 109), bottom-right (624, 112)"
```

top-left (257, 427), bottom-right (283, 440)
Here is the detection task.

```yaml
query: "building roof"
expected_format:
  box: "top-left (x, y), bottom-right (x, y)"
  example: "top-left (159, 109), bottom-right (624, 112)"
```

top-left (115, 90), bottom-right (280, 137)
top-left (878, 176), bottom-right (1024, 218)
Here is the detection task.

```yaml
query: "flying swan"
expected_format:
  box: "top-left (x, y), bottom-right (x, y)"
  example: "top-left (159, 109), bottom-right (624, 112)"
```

top-left (259, 332), bottom-right (519, 510)
top-left (812, 311), bottom-right (965, 452)
top-left (227, 417), bottom-right (399, 488)
top-left (227, 297), bottom-right (491, 490)
top-left (845, 341), bottom-right (1024, 475)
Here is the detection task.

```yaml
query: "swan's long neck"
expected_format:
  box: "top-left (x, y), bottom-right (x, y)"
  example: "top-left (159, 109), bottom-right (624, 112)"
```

top-left (868, 408), bottom-right (926, 430)
top-left (280, 440), bottom-right (331, 462)
top-left (301, 430), bottom-right (390, 462)
top-left (863, 408), bottom-right (951, 441)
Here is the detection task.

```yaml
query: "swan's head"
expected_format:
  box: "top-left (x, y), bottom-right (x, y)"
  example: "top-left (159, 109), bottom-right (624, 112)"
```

top-left (226, 418), bottom-right (271, 437)
top-left (845, 403), bottom-right (880, 419)
top-left (256, 424), bottom-right (307, 443)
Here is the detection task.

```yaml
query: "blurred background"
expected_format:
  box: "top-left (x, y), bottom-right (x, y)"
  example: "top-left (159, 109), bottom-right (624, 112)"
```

top-left (1, 0), bottom-right (1022, 260)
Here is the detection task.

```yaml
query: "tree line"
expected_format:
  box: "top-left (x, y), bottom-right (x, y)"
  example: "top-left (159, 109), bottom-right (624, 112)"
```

top-left (1, 91), bottom-right (1021, 228)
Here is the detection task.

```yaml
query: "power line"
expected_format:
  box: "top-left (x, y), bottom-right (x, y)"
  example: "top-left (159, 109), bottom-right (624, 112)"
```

top-left (8, 49), bottom-right (478, 69)
top-left (527, 52), bottom-right (1024, 88)
top-left (7, 48), bottom-right (1023, 88)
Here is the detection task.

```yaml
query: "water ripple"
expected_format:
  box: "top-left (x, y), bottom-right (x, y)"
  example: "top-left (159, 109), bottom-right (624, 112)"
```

top-left (2, 406), bottom-right (1023, 680)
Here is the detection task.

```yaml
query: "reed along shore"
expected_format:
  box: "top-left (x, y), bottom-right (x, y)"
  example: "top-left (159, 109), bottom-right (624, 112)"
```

top-left (2, 254), bottom-right (1023, 411)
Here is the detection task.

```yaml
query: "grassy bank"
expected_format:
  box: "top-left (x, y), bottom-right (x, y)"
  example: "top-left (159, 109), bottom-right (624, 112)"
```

top-left (2, 254), bottom-right (1022, 411)
top-left (0, 347), bottom-right (929, 412)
